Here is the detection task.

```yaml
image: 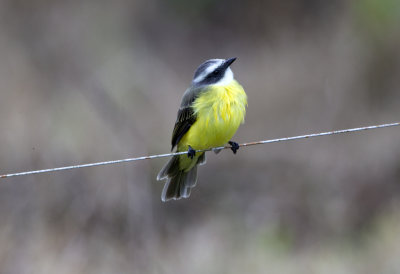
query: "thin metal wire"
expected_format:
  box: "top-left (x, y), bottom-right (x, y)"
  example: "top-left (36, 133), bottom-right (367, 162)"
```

top-left (1, 122), bottom-right (399, 179)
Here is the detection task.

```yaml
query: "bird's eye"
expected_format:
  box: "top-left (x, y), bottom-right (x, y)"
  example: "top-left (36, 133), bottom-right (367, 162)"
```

top-left (213, 69), bottom-right (220, 75)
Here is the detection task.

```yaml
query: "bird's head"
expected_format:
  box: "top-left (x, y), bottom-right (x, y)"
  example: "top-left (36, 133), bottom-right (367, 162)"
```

top-left (192, 57), bottom-right (236, 86)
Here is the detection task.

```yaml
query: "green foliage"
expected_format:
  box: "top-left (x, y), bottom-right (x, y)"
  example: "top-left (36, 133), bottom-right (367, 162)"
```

top-left (353, 0), bottom-right (400, 38)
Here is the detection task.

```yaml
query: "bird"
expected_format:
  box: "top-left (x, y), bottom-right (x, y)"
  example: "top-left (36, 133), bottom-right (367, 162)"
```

top-left (157, 57), bottom-right (247, 201)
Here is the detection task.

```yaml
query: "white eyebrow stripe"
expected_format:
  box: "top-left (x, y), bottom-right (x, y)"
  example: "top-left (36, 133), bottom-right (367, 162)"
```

top-left (193, 61), bottom-right (223, 83)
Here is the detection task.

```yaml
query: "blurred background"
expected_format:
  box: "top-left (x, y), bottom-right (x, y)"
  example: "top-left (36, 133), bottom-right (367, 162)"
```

top-left (0, 0), bottom-right (400, 273)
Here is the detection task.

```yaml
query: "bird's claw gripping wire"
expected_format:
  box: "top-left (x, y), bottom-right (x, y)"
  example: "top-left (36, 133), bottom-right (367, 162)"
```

top-left (228, 141), bottom-right (240, 154)
top-left (187, 145), bottom-right (196, 159)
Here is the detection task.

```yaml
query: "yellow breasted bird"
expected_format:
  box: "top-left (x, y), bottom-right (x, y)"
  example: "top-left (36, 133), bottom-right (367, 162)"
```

top-left (157, 58), bottom-right (247, 201)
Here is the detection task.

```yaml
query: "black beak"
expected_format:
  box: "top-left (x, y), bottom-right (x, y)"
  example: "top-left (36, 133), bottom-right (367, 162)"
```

top-left (224, 57), bottom-right (237, 68)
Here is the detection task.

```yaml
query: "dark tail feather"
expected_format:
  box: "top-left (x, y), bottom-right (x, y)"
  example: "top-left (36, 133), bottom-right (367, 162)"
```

top-left (197, 152), bottom-right (206, 165)
top-left (157, 155), bottom-right (180, 181)
top-left (157, 153), bottom-right (205, 202)
top-left (161, 166), bottom-right (197, 201)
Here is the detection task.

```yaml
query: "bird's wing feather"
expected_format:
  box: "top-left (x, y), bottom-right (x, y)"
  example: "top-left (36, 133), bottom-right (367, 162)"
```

top-left (171, 86), bottom-right (206, 150)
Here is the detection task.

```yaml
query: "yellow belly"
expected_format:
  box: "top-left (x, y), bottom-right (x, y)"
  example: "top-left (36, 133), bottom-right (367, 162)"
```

top-left (177, 80), bottom-right (247, 171)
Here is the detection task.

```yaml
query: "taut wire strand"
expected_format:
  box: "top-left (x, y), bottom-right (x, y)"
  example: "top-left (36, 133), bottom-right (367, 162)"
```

top-left (1, 122), bottom-right (399, 179)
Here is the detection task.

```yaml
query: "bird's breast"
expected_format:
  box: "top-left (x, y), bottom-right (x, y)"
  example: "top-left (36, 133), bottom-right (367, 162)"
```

top-left (186, 80), bottom-right (247, 149)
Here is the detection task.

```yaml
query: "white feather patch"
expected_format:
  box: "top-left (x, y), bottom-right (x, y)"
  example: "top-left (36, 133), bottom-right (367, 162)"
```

top-left (193, 60), bottom-right (224, 83)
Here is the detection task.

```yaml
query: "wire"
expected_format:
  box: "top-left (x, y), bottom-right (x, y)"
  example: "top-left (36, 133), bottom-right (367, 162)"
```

top-left (0, 122), bottom-right (399, 179)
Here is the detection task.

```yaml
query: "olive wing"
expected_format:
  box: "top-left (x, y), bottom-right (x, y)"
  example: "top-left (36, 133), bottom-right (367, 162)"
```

top-left (170, 86), bottom-right (206, 151)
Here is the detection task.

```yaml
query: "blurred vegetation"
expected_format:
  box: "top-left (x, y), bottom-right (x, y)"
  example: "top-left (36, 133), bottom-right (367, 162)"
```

top-left (0, 0), bottom-right (399, 273)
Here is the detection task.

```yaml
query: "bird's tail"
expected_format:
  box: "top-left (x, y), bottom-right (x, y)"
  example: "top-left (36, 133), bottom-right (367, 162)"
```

top-left (157, 153), bottom-right (206, 202)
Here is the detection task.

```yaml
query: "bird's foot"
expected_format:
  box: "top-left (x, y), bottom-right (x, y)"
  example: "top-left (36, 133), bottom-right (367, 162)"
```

top-left (228, 141), bottom-right (239, 154)
top-left (187, 145), bottom-right (196, 159)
